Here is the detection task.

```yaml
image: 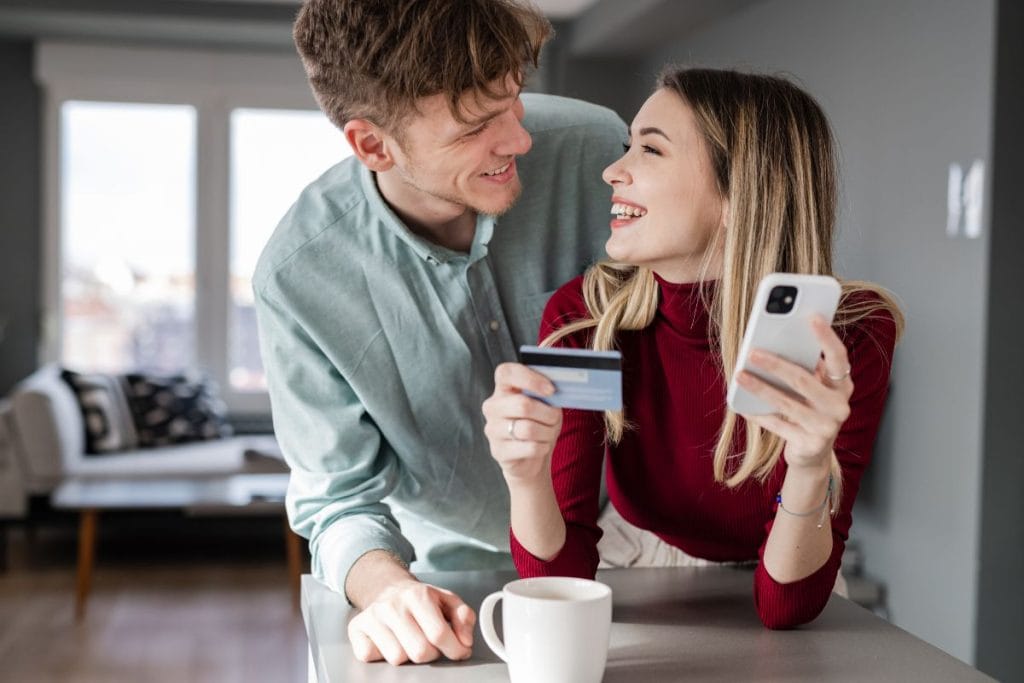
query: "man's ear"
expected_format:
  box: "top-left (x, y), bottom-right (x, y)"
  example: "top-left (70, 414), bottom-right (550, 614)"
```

top-left (343, 119), bottom-right (396, 172)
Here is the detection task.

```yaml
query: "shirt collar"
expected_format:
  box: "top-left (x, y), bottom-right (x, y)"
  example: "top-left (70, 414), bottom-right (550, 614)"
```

top-left (360, 163), bottom-right (495, 266)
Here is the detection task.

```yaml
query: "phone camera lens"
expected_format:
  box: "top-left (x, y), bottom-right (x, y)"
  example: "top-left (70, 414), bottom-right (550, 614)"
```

top-left (766, 285), bottom-right (798, 314)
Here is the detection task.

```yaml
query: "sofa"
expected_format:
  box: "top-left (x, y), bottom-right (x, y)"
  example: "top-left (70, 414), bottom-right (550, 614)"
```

top-left (0, 364), bottom-right (286, 518)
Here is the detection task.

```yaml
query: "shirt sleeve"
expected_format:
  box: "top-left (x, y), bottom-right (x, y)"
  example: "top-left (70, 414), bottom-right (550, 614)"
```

top-left (254, 285), bottom-right (414, 599)
top-left (511, 278), bottom-right (607, 578)
top-left (753, 307), bottom-right (899, 628)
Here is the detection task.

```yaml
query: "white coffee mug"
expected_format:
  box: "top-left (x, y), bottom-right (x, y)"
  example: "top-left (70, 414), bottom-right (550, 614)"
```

top-left (479, 576), bottom-right (612, 683)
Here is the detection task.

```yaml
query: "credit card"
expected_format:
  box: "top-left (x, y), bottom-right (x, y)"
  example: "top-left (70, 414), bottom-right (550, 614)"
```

top-left (519, 345), bottom-right (622, 411)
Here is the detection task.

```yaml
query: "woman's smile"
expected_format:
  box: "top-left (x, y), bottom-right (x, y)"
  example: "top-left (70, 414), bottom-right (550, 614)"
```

top-left (610, 196), bottom-right (648, 229)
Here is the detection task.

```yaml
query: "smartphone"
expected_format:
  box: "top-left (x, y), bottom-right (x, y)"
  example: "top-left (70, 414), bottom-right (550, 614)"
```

top-left (726, 273), bottom-right (841, 415)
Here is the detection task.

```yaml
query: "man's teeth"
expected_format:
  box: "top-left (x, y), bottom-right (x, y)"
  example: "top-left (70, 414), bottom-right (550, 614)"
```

top-left (484, 163), bottom-right (511, 176)
top-left (611, 202), bottom-right (647, 218)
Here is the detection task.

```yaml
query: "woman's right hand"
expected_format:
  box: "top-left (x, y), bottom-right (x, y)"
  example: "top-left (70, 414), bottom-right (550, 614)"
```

top-left (482, 362), bottom-right (563, 485)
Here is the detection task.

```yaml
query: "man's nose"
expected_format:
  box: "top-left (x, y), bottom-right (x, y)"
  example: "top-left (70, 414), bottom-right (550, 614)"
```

top-left (495, 111), bottom-right (532, 157)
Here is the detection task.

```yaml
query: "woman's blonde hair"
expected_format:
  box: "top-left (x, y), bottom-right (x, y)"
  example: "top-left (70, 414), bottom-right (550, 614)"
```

top-left (543, 67), bottom-right (904, 509)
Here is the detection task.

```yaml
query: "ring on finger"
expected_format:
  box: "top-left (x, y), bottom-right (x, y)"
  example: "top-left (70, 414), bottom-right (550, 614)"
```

top-left (827, 366), bottom-right (852, 382)
top-left (507, 418), bottom-right (521, 441)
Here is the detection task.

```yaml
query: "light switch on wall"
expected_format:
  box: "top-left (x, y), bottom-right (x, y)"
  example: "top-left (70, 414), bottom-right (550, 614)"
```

top-left (947, 163), bottom-right (963, 237)
top-left (963, 160), bottom-right (984, 239)
top-left (947, 160), bottom-right (985, 239)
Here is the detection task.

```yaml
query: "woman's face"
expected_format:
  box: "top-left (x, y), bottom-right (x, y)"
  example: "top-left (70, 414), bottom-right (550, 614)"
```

top-left (602, 88), bottom-right (727, 283)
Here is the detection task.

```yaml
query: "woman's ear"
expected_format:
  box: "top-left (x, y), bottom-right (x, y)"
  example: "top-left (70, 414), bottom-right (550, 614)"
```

top-left (720, 197), bottom-right (730, 229)
top-left (343, 119), bottom-right (395, 173)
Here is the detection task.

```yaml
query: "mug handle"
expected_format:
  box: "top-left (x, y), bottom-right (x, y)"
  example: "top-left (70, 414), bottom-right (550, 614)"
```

top-left (478, 591), bottom-right (508, 662)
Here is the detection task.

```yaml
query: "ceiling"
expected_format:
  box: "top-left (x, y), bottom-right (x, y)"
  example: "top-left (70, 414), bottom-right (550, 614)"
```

top-left (185, 0), bottom-right (602, 19)
top-left (0, 0), bottom-right (758, 55)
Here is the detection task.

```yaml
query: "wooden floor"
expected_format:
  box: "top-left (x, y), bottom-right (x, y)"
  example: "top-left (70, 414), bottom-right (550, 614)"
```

top-left (0, 524), bottom-right (308, 683)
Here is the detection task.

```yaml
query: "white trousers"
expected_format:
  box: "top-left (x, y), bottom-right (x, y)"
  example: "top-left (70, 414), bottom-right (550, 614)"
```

top-left (595, 502), bottom-right (848, 598)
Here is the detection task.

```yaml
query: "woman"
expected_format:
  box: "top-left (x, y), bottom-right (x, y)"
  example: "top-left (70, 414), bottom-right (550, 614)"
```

top-left (482, 67), bottom-right (903, 629)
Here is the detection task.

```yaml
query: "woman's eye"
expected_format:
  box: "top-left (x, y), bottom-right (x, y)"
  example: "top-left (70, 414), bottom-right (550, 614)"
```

top-left (622, 142), bottom-right (660, 156)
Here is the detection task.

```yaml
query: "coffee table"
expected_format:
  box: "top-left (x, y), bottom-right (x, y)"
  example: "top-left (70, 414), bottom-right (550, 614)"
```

top-left (51, 473), bottom-right (302, 618)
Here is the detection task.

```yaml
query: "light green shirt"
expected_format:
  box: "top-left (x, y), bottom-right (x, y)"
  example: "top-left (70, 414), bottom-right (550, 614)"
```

top-left (254, 94), bottom-right (626, 594)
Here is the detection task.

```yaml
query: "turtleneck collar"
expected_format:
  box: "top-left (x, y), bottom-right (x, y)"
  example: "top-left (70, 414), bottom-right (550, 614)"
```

top-left (653, 272), bottom-right (716, 343)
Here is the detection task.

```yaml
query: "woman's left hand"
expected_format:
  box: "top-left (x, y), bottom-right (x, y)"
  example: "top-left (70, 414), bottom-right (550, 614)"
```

top-left (735, 315), bottom-right (854, 469)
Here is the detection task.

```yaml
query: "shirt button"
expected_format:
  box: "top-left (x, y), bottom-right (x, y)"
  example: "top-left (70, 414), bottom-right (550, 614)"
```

top-left (489, 320), bottom-right (500, 331)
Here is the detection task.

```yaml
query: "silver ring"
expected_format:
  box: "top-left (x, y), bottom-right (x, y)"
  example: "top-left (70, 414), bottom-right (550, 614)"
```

top-left (507, 418), bottom-right (520, 441)
top-left (827, 367), bottom-right (852, 382)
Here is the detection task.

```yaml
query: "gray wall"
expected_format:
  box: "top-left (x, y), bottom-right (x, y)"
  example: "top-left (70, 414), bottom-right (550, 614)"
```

top-left (629, 0), bottom-right (997, 667)
top-left (976, 1), bottom-right (1024, 679)
top-left (0, 40), bottom-right (41, 395)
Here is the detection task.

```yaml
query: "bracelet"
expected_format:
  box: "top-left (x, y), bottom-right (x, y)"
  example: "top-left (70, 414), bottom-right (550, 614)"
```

top-left (775, 474), bottom-right (834, 529)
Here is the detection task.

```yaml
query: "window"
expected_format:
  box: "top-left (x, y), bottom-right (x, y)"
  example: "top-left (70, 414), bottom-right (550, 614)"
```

top-left (229, 109), bottom-right (346, 392)
top-left (40, 42), bottom-right (349, 413)
top-left (61, 101), bottom-right (198, 374)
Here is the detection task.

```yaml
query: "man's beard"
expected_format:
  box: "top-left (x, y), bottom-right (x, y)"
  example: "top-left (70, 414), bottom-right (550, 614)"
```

top-left (398, 168), bottom-right (522, 218)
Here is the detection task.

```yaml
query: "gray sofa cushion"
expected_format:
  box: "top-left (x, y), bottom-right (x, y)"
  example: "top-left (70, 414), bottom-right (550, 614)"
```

top-left (67, 435), bottom-right (284, 479)
top-left (60, 369), bottom-right (139, 453)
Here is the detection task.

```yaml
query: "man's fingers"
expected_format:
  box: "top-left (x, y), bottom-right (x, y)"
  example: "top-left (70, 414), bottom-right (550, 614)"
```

top-left (351, 614), bottom-right (408, 666)
top-left (446, 601), bottom-right (477, 649)
top-left (407, 595), bottom-right (472, 661)
top-left (379, 607), bottom-right (441, 664)
top-left (348, 627), bottom-right (383, 663)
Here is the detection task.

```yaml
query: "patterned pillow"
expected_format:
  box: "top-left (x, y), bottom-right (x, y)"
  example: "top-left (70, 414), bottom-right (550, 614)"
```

top-left (60, 370), bottom-right (139, 454)
top-left (121, 372), bottom-right (233, 448)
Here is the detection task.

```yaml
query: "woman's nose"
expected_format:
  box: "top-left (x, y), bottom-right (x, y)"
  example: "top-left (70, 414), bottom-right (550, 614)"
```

top-left (602, 155), bottom-right (630, 186)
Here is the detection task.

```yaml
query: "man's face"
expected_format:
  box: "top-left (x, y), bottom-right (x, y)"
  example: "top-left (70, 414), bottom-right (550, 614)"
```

top-left (387, 75), bottom-right (533, 218)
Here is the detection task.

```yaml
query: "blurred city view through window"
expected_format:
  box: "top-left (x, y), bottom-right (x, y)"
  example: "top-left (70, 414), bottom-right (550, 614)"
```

top-left (61, 101), bottom-right (346, 394)
top-left (229, 108), bottom-right (344, 391)
top-left (61, 101), bottom-right (198, 375)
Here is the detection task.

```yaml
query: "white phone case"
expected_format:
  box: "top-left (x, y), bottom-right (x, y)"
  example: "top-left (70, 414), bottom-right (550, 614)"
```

top-left (727, 273), bottom-right (841, 415)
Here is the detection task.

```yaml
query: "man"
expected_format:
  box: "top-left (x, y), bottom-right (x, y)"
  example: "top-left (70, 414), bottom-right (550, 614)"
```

top-left (254, 0), bottom-right (625, 666)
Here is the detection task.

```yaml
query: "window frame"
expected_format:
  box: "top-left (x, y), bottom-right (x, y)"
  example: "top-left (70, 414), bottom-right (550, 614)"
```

top-left (37, 41), bottom-right (326, 415)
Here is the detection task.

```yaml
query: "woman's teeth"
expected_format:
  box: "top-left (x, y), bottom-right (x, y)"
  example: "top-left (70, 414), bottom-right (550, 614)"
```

top-left (484, 163), bottom-right (511, 176)
top-left (611, 202), bottom-right (647, 218)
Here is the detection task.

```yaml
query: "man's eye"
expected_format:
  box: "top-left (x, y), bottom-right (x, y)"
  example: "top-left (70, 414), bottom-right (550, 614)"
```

top-left (464, 121), bottom-right (490, 138)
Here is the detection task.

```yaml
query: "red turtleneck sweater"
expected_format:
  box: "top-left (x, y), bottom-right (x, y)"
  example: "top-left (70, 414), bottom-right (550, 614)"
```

top-left (510, 274), bottom-right (897, 629)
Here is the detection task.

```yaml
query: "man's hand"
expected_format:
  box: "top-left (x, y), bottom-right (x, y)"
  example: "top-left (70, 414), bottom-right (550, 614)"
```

top-left (345, 551), bottom-right (476, 666)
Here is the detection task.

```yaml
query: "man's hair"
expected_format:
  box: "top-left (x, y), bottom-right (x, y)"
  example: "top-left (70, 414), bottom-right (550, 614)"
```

top-left (293, 0), bottom-right (552, 133)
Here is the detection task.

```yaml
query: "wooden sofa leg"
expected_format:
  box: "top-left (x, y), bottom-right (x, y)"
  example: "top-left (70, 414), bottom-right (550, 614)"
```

top-left (75, 509), bottom-right (98, 620)
top-left (285, 519), bottom-right (302, 613)
top-left (0, 520), bottom-right (7, 573)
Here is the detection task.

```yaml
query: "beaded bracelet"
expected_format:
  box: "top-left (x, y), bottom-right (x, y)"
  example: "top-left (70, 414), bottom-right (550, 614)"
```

top-left (775, 474), bottom-right (834, 529)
